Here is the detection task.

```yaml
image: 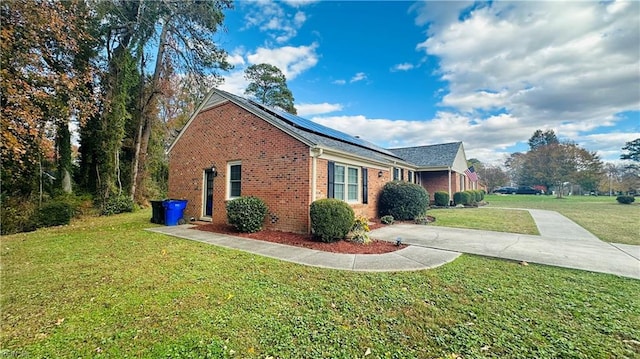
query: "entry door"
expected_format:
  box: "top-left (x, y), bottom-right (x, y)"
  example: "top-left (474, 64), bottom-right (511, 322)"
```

top-left (204, 169), bottom-right (215, 217)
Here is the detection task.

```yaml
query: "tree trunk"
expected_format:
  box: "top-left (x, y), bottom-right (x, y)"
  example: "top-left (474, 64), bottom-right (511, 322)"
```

top-left (131, 18), bottom-right (169, 202)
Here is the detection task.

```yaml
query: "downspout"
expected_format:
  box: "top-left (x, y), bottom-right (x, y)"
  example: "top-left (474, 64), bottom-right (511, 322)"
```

top-left (311, 147), bottom-right (323, 202)
top-left (309, 147), bottom-right (323, 234)
top-left (448, 167), bottom-right (452, 204)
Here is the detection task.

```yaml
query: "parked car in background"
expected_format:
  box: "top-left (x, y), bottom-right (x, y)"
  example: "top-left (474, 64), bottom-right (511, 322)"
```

top-left (493, 186), bottom-right (544, 195)
top-left (493, 187), bottom-right (517, 194)
top-left (515, 186), bottom-right (543, 195)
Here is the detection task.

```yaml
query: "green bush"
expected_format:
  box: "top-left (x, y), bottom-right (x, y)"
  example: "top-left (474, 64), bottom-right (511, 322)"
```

top-left (434, 191), bottom-right (450, 207)
top-left (102, 195), bottom-right (134, 216)
top-left (378, 181), bottom-right (430, 220)
top-left (226, 196), bottom-right (268, 233)
top-left (380, 215), bottom-right (394, 225)
top-left (470, 190), bottom-right (482, 203)
top-left (37, 201), bottom-right (75, 227)
top-left (0, 196), bottom-right (38, 235)
top-left (453, 191), bottom-right (472, 205)
top-left (310, 198), bottom-right (355, 243)
top-left (616, 195), bottom-right (635, 204)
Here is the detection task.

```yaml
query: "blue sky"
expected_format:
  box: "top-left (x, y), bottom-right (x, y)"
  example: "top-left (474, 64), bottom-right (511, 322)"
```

top-left (216, 0), bottom-right (639, 164)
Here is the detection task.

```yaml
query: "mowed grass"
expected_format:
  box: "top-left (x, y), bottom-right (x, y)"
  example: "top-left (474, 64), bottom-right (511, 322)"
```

top-left (429, 207), bottom-right (539, 235)
top-left (486, 194), bottom-right (640, 245)
top-left (2, 210), bottom-right (639, 358)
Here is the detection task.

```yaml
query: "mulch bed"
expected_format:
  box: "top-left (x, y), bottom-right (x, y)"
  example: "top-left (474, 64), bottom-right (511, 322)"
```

top-left (194, 222), bottom-right (406, 254)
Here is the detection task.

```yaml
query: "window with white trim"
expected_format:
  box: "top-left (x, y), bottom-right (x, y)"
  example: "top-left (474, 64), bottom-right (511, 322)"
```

top-left (393, 167), bottom-right (400, 181)
top-left (228, 161), bottom-right (241, 199)
top-left (328, 162), bottom-right (360, 202)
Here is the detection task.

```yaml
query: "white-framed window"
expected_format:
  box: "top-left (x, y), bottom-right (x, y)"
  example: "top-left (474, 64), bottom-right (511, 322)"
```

top-left (408, 170), bottom-right (414, 183)
top-left (227, 161), bottom-right (241, 199)
top-left (393, 167), bottom-right (400, 181)
top-left (331, 163), bottom-right (360, 202)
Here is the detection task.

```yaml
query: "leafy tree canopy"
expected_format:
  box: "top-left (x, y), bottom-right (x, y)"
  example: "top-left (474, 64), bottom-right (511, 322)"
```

top-left (244, 63), bottom-right (297, 114)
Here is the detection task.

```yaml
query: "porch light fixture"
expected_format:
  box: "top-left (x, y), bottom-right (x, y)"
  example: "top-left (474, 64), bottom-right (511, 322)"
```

top-left (378, 170), bottom-right (383, 178)
top-left (210, 165), bottom-right (218, 177)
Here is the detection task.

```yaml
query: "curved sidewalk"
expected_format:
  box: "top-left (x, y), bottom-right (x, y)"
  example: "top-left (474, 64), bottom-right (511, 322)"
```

top-left (146, 209), bottom-right (640, 279)
top-left (146, 224), bottom-right (460, 272)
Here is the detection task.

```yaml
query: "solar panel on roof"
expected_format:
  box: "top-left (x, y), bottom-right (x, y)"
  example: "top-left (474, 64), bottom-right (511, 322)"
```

top-left (248, 100), bottom-right (397, 157)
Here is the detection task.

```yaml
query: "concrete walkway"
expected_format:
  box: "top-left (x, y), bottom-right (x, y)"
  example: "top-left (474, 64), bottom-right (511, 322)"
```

top-left (372, 209), bottom-right (639, 279)
top-left (147, 209), bottom-right (640, 279)
top-left (146, 225), bottom-right (460, 272)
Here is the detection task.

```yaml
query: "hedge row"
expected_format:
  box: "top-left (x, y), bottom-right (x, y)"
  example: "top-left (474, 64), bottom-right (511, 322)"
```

top-left (453, 190), bottom-right (485, 206)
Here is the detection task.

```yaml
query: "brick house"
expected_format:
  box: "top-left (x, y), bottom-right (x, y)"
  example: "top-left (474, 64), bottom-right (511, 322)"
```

top-left (168, 89), bottom-right (475, 233)
top-left (389, 142), bottom-right (476, 203)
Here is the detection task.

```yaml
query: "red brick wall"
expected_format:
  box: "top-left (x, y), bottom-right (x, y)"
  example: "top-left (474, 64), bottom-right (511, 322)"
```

top-left (168, 101), bottom-right (311, 233)
top-left (419, 171), bottom-right (450, 200)
top-left (315, 159), bottom-right (390, 220)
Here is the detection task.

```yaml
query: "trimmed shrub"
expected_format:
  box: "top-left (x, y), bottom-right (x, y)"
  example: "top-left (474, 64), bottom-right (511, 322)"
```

top-left (434, 191), bottom-right (450, 207)
top-left (310, 198), bottom-right (355, 243)
top-left (616, 195), bottom-right (635, 204)
top-left (37, 201), bottom-right (75, 227)
top-left (226, 196), bottom-right (268, 233)
top-left (378, 181), bottom-right (430, 220)
top-left (380, 215), bottom-right (394, 225)
top-left (102, 195), bottom-right (134, 216)
top-left (453, 191), bottom-right (472, 205)
top-left (472, 190), bottom-right (482, 203)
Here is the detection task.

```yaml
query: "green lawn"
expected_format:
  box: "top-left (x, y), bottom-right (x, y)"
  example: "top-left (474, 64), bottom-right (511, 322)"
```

top-left (485, 194), bottom-right (640, 245)
top-left (429, 207), bottom-right (539, 235)
top-left (2, 210), bottom-right (639, 358)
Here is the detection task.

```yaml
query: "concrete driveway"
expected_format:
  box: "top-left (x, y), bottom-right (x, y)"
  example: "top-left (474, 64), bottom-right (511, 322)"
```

top-left (370, 209), bottom-right (640, 280)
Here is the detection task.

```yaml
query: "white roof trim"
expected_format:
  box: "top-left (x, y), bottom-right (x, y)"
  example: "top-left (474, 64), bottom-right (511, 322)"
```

top-left (168, 89), bottom-right (315, 154)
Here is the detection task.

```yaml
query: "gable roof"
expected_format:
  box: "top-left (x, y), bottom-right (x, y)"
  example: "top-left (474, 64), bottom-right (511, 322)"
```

top-left (170, 88), bottom-right (470, 171)
top-left (388, 142), bottom-right (463, 168)
top-left (170, 88), bottom-right (407, 165)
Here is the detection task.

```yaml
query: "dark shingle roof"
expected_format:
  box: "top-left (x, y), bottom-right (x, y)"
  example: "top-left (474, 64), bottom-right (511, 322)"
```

top-left (218, 90), bottom-right (405, 163)
top-left (388, 142), bottom-right (462, 167)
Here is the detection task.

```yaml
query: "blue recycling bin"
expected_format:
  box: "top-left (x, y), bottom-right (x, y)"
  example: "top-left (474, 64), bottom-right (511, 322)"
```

top-left (163, 199), bottom-right (188, 226)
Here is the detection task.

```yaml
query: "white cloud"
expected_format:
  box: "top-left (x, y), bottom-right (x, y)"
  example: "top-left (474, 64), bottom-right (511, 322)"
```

top-left (219, 43), bottom-right (319, 96)
top-left (281, 0), bottom-right (319, 8)
top-left (578, 132), bottom-right (640, 162)
top-left (293, 11), bottom-right (306, 26)
top-left (332, 79), bottom-right (346, 85)
top-left (311, 112), bottom-right (526, 155)
top-left (409, 1), bottom-right (639, 161)
top-left (226, 52), bottom-right (245, 67)
top-left (350, 72), bottom-right (367, 83)
top-left (296, 102), bottom-right (343, 116)
top-left (309, 110), bottom-right (634, 163)
top-left (391, 63), bottom-right (414, 72)
top-left (246, 43), bottom-right (319, 80)
top-left (217, 70), bottom-right (248, 96)
top-left (241, 1), bottom-right (310, 43)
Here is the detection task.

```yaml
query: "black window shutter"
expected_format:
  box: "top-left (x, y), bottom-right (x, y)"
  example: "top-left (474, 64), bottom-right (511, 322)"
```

top-left (362, 167), bottom-right (368, 204)
top-left (400, 169), bottom-right (404, 181)
top-left (327, 161), bottom-right (335, 198)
